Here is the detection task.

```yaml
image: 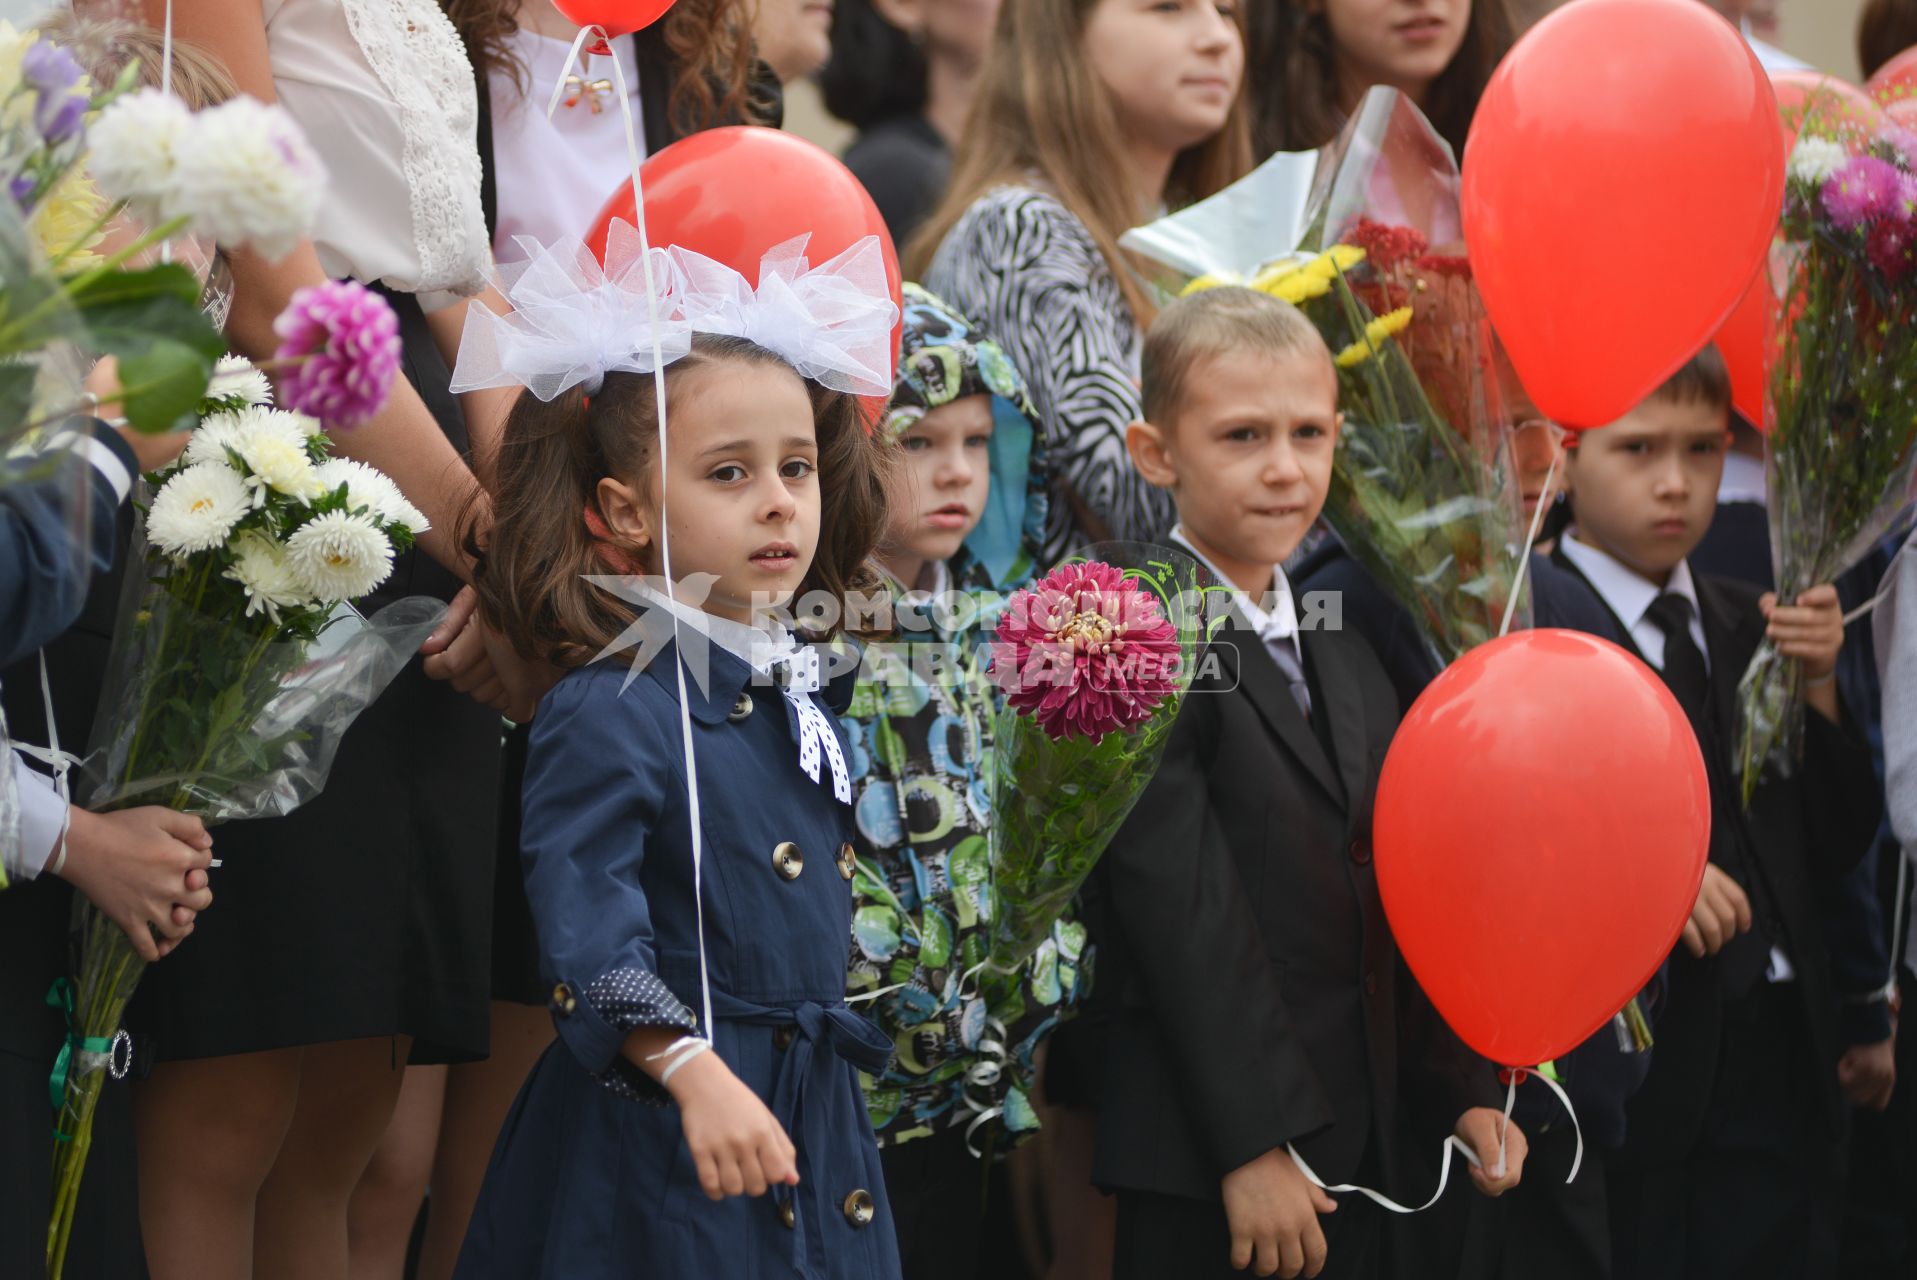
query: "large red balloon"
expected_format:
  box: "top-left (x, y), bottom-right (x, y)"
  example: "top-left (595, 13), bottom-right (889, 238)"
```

top-left (1374, 629), bottom-right (1711, 1068)
top-left (1462, 0), bottom-right (1784, 430)
top-left (1716, 73), bottom-right (1883, 430)
top-left (588, 127), bottom-right (903, 412)
top-left (552, 0), bottom-right (677, 53)
top-left (1869, 46), bottom-right (1917, 105)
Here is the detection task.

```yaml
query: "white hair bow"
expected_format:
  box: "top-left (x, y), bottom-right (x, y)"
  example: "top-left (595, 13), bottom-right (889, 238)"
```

top-left (450, 223), bottom-right (897, 401)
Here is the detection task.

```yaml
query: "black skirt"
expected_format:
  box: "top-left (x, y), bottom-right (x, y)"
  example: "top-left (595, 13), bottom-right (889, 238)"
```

top-left (129, 286), bottom-right (500, 1065)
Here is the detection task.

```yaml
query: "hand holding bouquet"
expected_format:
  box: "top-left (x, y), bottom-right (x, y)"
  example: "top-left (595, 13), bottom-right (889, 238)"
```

top-left (1734, 102), bottom-right (1917, 803)
top-left (47, 362), bottom-right (439, 1276)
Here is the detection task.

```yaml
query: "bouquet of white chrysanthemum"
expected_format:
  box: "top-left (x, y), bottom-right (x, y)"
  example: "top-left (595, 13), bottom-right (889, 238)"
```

top-left (46, 358), bottom-right (440, 1276)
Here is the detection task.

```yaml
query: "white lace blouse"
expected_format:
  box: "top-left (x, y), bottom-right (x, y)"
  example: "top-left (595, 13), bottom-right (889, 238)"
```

top-left (262, 0), bottom-right (492, 312)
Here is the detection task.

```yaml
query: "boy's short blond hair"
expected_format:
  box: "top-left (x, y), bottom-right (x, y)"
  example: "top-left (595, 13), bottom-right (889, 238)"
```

top-left (1140, 286), bottom-right (1332, 428)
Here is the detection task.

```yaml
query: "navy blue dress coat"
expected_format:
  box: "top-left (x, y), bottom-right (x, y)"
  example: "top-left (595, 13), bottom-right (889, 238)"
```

top-left (456, 638), bottom-right (903, 1279)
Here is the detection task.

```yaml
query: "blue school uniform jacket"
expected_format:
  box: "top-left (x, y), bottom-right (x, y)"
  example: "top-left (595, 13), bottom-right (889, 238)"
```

top-left (456, 637), bottom-right (902, 1280)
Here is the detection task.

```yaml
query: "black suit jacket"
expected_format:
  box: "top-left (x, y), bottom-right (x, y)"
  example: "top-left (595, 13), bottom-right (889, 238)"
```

top-left (1548, 547), bottom-right (1880, 1167)
top-left (1091, 617), bottom-right (1497, 1202)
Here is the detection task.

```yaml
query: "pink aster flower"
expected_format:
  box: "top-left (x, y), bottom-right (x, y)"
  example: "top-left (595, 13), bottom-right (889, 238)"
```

top-left (1821, 155), bottom-right (1904, 231)
top-left (272, 281), bottom-right (402, 429)
top-left (992, 561), bottom-right (1183, 742)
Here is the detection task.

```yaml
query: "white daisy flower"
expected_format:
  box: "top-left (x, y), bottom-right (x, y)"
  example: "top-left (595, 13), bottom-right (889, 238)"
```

top-left (206, 355), bottom-right (274, 410)
top-left (147, 462), bottom-right (250, 557)
top-left (313, 458), bottom-right (430, 535)
top-left (86, 89), bottom-right (194, 224)
top-left (286, 510), bottom-right (395, 600)
top-left (174, 97), bottom-right (325, 262)
top-left (222, 531), bottom-right (312, 623)
top-left (1789, 136), bottom-right (1849, 188)
top-left (185, 405), bottom-right (310, 470)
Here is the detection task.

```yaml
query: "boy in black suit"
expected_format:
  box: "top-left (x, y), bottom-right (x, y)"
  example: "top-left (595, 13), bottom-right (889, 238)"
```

top-left (1548, 348), bottom-right (1881, 1280)
top-left (1095, 286), bottom-right (1524, 1280)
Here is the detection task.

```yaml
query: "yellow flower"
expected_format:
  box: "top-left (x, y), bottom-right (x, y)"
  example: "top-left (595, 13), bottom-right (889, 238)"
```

top-left (1333, 306), bottom-right (1415, 368)
top-left (29, 167), bottom-right (107, 269)
top-left (1248, 259), bottom-right (1305, 291)
top-left (1263, 270), bottom-right (1331, 306)
top-left (1304, 244), bottom-right (1367, 281)
top-left (1179, 271), bottom-right (1241, 297)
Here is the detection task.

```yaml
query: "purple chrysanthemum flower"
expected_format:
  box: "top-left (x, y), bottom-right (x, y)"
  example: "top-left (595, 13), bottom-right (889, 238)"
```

top-left (9, 173), bottom-right (37, 211)
top-left (23, 40), bottom-right (85, 146)
top-left (1822, 155), bottom-right (1905, 231)
top-left (272, 281), bottom-right (402, 429)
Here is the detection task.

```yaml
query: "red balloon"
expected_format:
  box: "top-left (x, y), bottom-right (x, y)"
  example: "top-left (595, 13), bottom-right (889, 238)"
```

top-left (552, 0), bottom-right (677, 53)
top-left (1374, 629), bottom-right (1711, 1068)
top-left (1868, 46), bottom-right (1917, 105)
top-left (1715, 72), bottom-right (1882, 431)
top-left (1888, 97), bottom-right (1917, 130)
top-left (589, 127), bottom-right (903, 418)
top-left (1462, 0), bottom-right (1784, 430)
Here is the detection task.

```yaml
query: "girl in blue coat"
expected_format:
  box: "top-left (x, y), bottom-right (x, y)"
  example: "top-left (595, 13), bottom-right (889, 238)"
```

top-left (448, 234), bottom-right (904, 1278)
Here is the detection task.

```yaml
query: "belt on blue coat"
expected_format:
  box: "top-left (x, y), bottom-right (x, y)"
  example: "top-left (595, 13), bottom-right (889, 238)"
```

top-left (697, 986), bottom-right (893, 1277)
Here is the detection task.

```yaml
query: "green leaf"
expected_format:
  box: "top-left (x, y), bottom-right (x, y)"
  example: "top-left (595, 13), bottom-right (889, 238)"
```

top-left (68, 267), bottom-right (226, 434)
top-left (0, 363), bottom-right (35, 439)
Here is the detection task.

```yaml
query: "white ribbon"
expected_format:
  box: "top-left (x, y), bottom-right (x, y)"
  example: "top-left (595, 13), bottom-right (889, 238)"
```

top-left (788, 692), bottom-right (851, 804)
top-left (544, 24), bottom-right (715, 1044)
top-left (1288, 1068), bottom-right (1583, 1215)
top-left (1499, 446), bottom-right (1561, 639)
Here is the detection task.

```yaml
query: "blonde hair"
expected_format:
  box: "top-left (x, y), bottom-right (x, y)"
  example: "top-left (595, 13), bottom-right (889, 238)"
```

top-left (1141, 286), bottom-right (1330, 426)
top-left (40, 17), bottom-right (237, 110)
top-left (905, 0), bottom-right (1252, 323)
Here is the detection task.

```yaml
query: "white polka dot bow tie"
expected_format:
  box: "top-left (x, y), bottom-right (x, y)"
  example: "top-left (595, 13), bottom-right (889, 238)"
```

top-left (768, 647), bottom-right (850, 804)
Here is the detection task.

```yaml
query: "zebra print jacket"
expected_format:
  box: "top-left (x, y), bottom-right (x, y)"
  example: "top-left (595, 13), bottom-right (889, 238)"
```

top-left (924, 185), bottom-right (1176, 564)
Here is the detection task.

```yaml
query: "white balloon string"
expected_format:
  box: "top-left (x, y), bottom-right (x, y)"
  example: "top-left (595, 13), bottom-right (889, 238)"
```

top-left (159, 0), bottom-right (174, 265)
top-left (1500, 445), bottom-right (1560, 638)
top-left (1288, 1067), bottom-right (1583, 1214)
top-left (549, 26), bottom-right (715, 1043)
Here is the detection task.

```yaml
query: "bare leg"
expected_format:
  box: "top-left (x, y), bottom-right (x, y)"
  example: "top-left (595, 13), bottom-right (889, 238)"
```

top-left (415, 1003), bottom-right (553, 1280)
top-left (347, 1063), bottom-right (446, 1279)
top-left (136, 1048), bottom-right (303, 1280)
top-left (254, 1036), bottom-right (411, 1280)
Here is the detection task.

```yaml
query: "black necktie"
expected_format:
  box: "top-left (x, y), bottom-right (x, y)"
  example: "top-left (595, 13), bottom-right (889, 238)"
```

top-left (1645, 592), bottom-right (1708, 732)
top-left (1646, 590), bottom-right (1779, 992)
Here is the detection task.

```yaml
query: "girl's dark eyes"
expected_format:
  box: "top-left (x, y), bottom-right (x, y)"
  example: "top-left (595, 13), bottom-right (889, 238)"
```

top-left (965, 434), bottom-right (992, 449)
top-left (781, 459), bottom-right (816, 479)
top-left (1225, 427), bottom-right (1260, 442)
top-left (710, 464), bottom-right (746, 483)
top-left (1294, 424), bottom-right (1325, 440)
top-left (900, 437), bottom-right (932, 453)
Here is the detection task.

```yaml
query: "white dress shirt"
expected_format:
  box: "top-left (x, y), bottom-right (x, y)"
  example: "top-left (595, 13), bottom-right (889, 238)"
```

top-left (4, 752), bottom-right (68, 882)
top-left (490, 29), bottom-right (647, 257)
top-left (1170, 527), bottom-right (1303, 668)
top-left (1559, 532), bottom-right (1709, 672)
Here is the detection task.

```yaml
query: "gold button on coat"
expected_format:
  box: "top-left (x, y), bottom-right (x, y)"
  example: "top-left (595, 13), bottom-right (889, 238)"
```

top-left (551, 983), bottom-right (576, 1016)
top-left (728, 692), bottom-right (753, 723)
top-left (842, 1189), bottom-right (875, 1227)
top-left (836, 842), bottom-right (857, 881)
top-left (777, 1199), bottom-right (796, 1229)
top-left (772, 841), bottom-right (804, 880)
top-left (773, 1024), bottom-right (797, 1051)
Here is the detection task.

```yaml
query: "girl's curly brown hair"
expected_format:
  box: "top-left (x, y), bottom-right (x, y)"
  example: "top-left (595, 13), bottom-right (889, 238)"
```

top-left (465, 336), bottom-right (891, 669)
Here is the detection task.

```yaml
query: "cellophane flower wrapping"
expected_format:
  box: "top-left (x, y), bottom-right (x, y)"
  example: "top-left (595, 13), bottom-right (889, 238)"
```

top-left (47, 377), bottom-right (440, 1276)
top-left (1734, 94), bottom-right (1917, 804)
top-left (985, 543), bottom-right (1208, 971)
top-left (1122, 87), bottom-right (1530, 669)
